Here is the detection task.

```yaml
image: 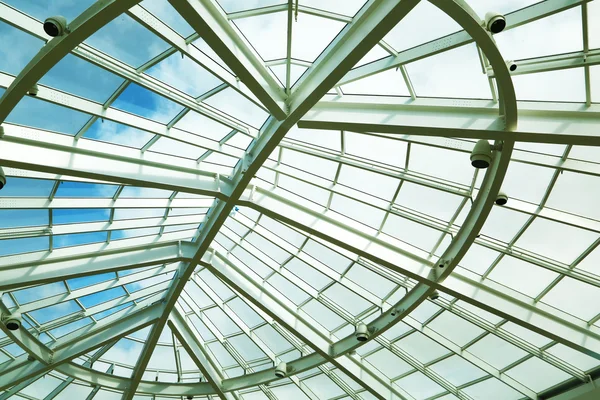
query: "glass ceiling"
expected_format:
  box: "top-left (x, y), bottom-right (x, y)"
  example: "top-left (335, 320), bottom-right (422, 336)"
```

top-left (0, 0), bottom-right (599, 399)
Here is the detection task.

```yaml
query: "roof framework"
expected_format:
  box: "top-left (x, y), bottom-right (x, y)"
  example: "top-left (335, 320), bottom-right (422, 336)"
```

top-left (0, 0), bottom-right (599, 399)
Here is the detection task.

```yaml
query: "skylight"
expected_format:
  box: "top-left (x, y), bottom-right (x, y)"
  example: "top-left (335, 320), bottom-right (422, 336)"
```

top-left (0, 1), bottom-right (599, 399)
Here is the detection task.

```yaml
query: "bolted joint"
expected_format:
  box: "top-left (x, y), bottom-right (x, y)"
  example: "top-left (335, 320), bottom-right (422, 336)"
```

top-left (490, 141), bottom-right (503, 151)
top-left (390, 307), bottom-right (405, 317)
top-left (436, 258), bottom-right (452, 270)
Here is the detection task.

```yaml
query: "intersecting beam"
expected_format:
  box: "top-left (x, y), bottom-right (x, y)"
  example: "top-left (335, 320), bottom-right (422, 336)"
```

top-left (225, 212), bottom-right (541, 398)
top-left (127, 5), bottom-right (264, 113)
top-left (336, 0), bottom-right (591, 87)
top-left (169, 307), bottom-right (235, 400)
top-left (0, 0), bottom-right (144, 123)
top-left (0, 124), bottom-right (229, 197)
top-left (187, 274), bottom-right (358, 400)
top-left (192, 274), bottom-right (360, 400)
top-left (168, 0), bottom-right (287, 120)
top-left (0, 342), bottom-right (114, 400)
top-left (42, 345), bottom-right (115, 400)
top-left (204, 252), bottom-right (408, 400)
top-left (299, 95), bottom-right (600, 145)
top-left (243, 187), bottom-right (600, 360)
top-left (16, 264), bottom-right (179, 315)
top-left (0, 72), bottom-right (247, 163)
top-left (0, 300), bottom-right (164, 389)
top-left (36, 285), bottom-right (168, 335)
top-left (0, 240), bottom-right (194, 291)
top-left (0, 2), bottom-right (252, 133)
top-left (118, 1), bottom-right (422, 398)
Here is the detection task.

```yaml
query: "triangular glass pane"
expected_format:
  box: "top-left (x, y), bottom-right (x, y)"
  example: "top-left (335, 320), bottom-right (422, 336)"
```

top-left (145, 52), bottom-right (224, 97)
top-left (234, 12), bottom-right (288, 61)
top-left (292, 14), bottom-right (346, 62)
top-left (383, 1), bottom-right (461, 52)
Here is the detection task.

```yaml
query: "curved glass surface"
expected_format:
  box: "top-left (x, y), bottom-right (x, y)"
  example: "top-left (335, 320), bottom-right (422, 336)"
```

top-left (0, 1), bottom-right (599, 399)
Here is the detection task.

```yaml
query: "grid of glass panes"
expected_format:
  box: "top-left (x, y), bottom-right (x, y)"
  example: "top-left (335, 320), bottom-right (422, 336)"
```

top-left (0, 0), bottom-right (599, 399)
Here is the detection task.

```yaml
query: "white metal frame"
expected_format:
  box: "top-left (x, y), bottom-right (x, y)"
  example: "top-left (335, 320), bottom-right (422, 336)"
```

top-left (0, 0), bottom-right (598, 399)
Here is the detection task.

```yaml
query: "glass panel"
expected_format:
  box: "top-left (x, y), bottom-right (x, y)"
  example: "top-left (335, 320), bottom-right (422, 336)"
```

top-left (407, 44), bottom-right (491, 99)
top-left (494, 7), bottom-right (582, 60)
top-left (8, 96), bottom-right (91, 135)
top-left (84, 118), bottom-right (155, 148)
top-left (42, 54), bottom-right (124, 103)
top-left (145, 52), bottom-right (224, 97)
top-left (233, 12), bottom-right (288, 61)
top-left (0, 21), bottom-right (44, 76)
top-left (85, 15), bottom-right (170, 68)
top-left (384, 1), bottom-right (461, 52)
top-left (112, 83), bottom-right (185, 124)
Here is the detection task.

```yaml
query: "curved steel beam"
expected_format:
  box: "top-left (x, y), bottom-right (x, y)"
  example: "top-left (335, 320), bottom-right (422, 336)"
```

top-left (28, 0), bottom-right (519, 397)
top-left (119, 0), bottom-right (422, 398)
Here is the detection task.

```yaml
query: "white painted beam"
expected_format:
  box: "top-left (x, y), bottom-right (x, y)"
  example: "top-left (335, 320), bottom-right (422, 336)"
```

top-left (0, 2), bottom-right (251, 133)
top-left (0, 0), bottom-right (143, 123)
top-left (299, 95), bottom-right (600, 145)
top-left (0, 300), bottom-right (164, 390)
top-left (0, 214), bottom-right (205, 239)
top-left (0, 240), bottom-right (194, 291)
top-left (0, 124), bottom-right (229, 197)
top-left (168, 306), bottom-right (235, 400)
top-left (337, 0), bottom-right (590, 86)
top-left (167, 0), bottom-right (287, 120)
top-left (487, 48), bottom-right (600, 78)
top-left (0, 197), bottom-right (213, 210)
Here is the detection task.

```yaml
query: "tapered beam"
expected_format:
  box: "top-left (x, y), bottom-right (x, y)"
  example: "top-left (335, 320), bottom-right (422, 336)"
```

top-left (0, 240), bottom-right (194, 291)
top-left (0, 0), bottom-right (143, 123)
top-left (168, 307), bottom-right (235, 400)
top-left (0, 124), bottom-right (230, 197)
top-left (167, 0), bottom-right (287, 120)
top-left (299, 95), bottom-right (600, 145)
top-left (336, 0), bottom-right (590, 87)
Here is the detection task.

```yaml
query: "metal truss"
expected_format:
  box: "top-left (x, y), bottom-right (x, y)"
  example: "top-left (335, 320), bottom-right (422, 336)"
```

top-left (0, 0), bottom-right (598, 399)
